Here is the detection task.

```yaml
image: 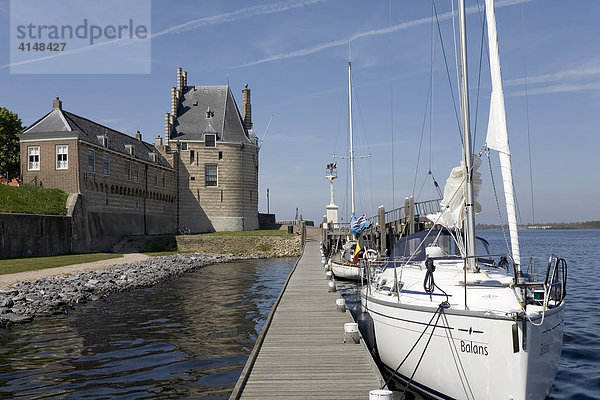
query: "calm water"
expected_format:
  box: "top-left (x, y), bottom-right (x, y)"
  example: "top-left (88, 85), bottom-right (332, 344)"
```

top-left (0, 258), bottom-right (296, 399)
top-left (484, 229), bottom-right (600, 400)
top-left (340, 229), bottom-right (600, 400)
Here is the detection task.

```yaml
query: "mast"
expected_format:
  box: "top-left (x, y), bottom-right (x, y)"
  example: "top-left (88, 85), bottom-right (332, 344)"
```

top-left (458, 0), bottom-right (477, 269)
top-left (485, 0), bottom-right (521, 270)
top-left (348, 60), bottom-right (356, 215)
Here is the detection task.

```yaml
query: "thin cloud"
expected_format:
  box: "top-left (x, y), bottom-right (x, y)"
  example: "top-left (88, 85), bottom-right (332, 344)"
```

top-left (1, 0), bottom-right (330, 70)
top-left (151, 0), bottom-right (330, 38)
top-left (505, 65), bottom-right (600, 87)
top-left (236, 0), bottom-right (531, 68)
top-left (510, 82), bottom-right (600, 97)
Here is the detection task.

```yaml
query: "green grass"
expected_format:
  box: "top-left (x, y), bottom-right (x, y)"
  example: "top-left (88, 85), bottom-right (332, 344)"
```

top-left (189, 229), bottom-right (293, 237)
top-left (0, 253), bottom-right (123, 275)
top-left (0, 184), bottom-right (68, 215)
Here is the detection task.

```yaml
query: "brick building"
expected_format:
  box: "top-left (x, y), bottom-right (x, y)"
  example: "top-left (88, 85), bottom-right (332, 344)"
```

top-left (17, 68), bottom-right (260, 251)
top-left (162, 67), bottom-right (259, 231)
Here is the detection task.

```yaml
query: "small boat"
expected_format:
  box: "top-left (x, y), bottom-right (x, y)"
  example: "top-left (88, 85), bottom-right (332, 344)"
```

top-left (329, 58), bottom-right (374, 281)
top-left (361, 1), bottom-right (567, 398)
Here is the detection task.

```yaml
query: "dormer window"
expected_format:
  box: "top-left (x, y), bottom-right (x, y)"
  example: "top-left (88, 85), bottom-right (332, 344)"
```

top-left (97, 135), bottom-right (108, 147)
top-left (205, 134), bottom-right (216, 147)
top-left (125, 144), bottom-right (135, 156)
top-left (149, 152), bottom-right (157, 163)
top-left (206, 107), bottom-right (214, 119)
top-left (193, 101), bottom-right (198, 106)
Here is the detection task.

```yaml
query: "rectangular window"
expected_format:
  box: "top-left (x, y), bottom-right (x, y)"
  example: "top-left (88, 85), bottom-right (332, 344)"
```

top-left (205, 134), bottom-right (216, 147)
top-left (126, 162), bottom-right (131, 181)
top-left (103, 154), bottom-right (109, 176)
top-left (205, 164), bottom-right (217, 186)
top-left (190, 150), bottom-right (195, 164)
top-left (181, 143), bottom-right (188, 150)
top-left (28, 146), bottom-right (40, 171)
top-left (56, 145), bottom-right (68, 170)
top-left (153, 169), bottom-right (158, 186)
top-left (218, 151), bottom-right (223, 160)
top-left (133, 164), bottom-right (139, 182)
top-left (88, 149), bottom-right (95, 173)
top-left (162, 171), bottom-right (166, 188)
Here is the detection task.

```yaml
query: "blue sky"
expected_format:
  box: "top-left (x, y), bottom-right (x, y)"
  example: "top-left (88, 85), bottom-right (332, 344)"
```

top-left (1, 0), bottom-right (598, 224)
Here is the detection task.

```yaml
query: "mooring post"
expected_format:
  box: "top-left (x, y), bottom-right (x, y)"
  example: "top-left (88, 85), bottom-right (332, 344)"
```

top-left (378, 205), bottom-right (386, 257)
top-left (408, 196), bottom-right (415, 235)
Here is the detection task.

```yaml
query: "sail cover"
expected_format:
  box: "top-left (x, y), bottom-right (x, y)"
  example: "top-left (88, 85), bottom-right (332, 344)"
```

top-left (428, 156), bottom-right (482, 230)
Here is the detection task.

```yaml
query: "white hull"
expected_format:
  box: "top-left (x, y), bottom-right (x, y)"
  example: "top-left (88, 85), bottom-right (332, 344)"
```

top-left (331, 260), bottom-right (362, 281)
top-left (363, 293), bottom-right (564, 400)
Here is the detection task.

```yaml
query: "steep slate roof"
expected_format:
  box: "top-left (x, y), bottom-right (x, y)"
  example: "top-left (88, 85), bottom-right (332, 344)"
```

top-left (171, 85), bottom-right (255, 144)
top-left (23, 108), bottom-right (171, 168)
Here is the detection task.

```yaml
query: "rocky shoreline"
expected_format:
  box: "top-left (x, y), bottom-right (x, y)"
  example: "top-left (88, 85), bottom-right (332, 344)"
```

top-left (0, 253), bottom-right (286, 327)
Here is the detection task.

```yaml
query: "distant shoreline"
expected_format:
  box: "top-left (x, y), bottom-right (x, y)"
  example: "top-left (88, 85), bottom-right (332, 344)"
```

top-left (477, 221), bottom-right (600, 230)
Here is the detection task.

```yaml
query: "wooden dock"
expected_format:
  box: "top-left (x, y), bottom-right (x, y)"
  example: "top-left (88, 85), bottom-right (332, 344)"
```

top-left (230, 227), bottom-right (383, 399)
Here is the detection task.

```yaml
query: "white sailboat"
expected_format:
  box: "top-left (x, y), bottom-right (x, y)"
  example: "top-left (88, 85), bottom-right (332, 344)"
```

top-left (361, 1), bottom-right (567, 399)
top-left (330, 59), bottom-right (370, 281)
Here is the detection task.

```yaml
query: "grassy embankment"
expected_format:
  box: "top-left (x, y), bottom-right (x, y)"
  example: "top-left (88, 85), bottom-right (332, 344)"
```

top-left (0, 184), bottom-right (68, 215)
top-left (0, 253), bottom-right (124, 276)
top-left (144, 229), bottom-right (295, 256)
top-left (0, 185), bottom-right (124, 275)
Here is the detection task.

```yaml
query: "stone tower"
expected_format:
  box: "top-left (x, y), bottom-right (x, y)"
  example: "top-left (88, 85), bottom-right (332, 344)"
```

top-left (163, 68), bottom-right (259, 232)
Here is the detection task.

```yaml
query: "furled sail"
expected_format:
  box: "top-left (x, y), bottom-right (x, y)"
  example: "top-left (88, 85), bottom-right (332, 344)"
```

top-left (428, 156), bottom-right (482, 231)
top-left (485, 0), bottom-right (521, 267)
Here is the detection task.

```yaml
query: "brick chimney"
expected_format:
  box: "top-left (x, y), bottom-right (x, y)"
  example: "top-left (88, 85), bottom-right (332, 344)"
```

top-left (171, 87), bottom-right (178, 116)
top-left (53, 97), bottom-right (62, 110)
top-left (177, 67), bottom-right (183, 92)
top-left (164, 112), bottom-right (171, 145)
top-left (155, 136), bottom-right (163, 147)
top-left (241, 84), bottom-right (252, 130)
top-left (135, 131), bottom-right (142, 141)
top-left (182, 70), bottom-right (187, 88)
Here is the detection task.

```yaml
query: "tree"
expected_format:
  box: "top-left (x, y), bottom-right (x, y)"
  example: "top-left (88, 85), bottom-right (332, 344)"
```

top-left (0, 107), bottom-right (23, 180)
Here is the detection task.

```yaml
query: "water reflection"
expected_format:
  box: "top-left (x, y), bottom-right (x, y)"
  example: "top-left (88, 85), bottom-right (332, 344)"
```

top-left (0, 258), bottom-right (296, 399)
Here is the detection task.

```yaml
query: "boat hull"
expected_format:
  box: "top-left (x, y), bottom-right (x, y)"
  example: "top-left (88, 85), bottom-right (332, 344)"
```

top-left (331, 261), bottom-right (362, 281)
top-left (362, 293), bottom-right (564, 400)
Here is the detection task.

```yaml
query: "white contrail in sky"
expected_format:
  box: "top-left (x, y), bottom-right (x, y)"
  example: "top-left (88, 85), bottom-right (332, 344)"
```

top-left (505, 65), bottom-right (600, 86)
top-left (151, 0), bottom-right (330, 38)
top-left (236, 0), bottom-right (531, 68)
top-left (1, 0), bottom-right (330, 70)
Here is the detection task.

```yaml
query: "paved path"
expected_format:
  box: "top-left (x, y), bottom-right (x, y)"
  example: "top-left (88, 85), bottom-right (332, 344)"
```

top-left (234, 227), bottom-right (382, 399)
top-left (0, 253), bottom-right (149, 289)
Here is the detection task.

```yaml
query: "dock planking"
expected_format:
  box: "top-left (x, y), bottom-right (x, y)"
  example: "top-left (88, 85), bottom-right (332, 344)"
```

top-left (231, 227), bottom-right (383, 399)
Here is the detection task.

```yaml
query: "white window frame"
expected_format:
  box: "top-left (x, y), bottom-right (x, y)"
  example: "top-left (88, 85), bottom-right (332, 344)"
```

top-left (205, 133), bottom-right (216, 147)
top-left (205, 164), bottom-right (218, 187)
top-left (103, 153), bottom-right (109, 176)
top-left (56, 144), bottom-right (68, 170)
top-left (28, 146), bottom-right (40, 171)
top-left (126, 161), bottom-right (132, 181)
top-left (88, 149), bottom-right (95, 173)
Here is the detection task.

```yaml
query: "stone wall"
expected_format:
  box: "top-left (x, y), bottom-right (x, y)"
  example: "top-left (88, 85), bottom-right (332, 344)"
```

top-left (0, 213), bottom-right (73, 257)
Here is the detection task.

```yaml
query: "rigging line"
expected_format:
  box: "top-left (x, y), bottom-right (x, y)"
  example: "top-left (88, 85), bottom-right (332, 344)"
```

top-left (412, 66), bottom-right (433, 197)
top-left (382, 305), bottom-right (443, 390)
top-left (432, 0), bottom-right (463, 140)
top-left (399, 309), bottom-right (445, 400)
top-left (389, 0), bottom-right (395, 209)
top-left (451, 0), bottom-right (461, 118)
top-left (440, 311), bottom-right (476, 399)
top-left (486, 148), bottom-right (511, 255)
top-left (521, 3), bottom-right (535, 224)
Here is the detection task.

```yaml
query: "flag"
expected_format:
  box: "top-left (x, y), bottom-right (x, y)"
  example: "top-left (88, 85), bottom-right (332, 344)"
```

top-left (351, 214), bottom-right (372, 234)
top-left (353, 239), bottom-right (361, 264)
